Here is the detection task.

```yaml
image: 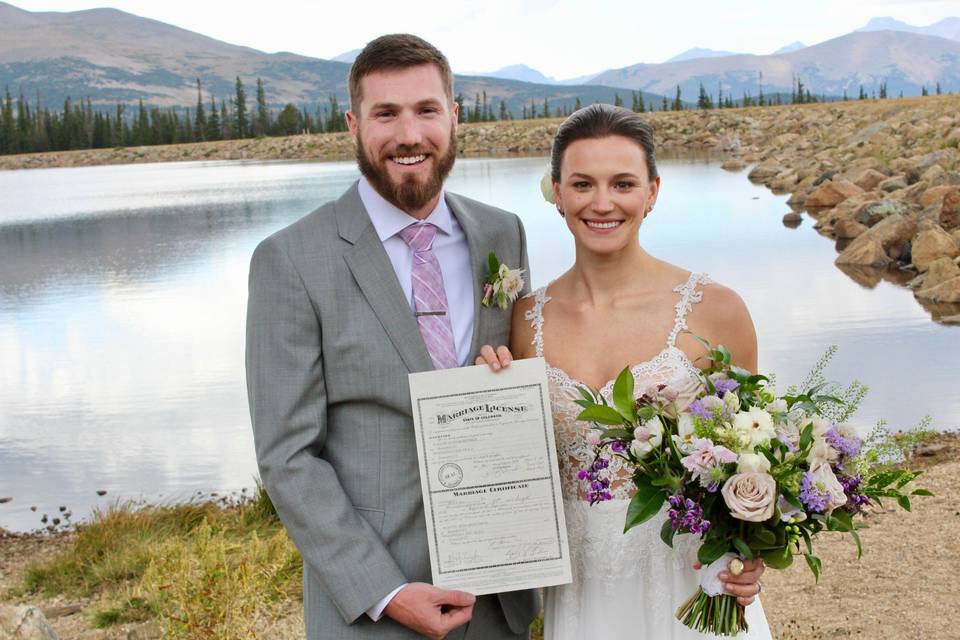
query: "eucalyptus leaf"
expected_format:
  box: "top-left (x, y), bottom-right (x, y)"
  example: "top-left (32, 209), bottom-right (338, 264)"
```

top-left (487, 251), bottom-right (499, 276)
top-left (799, 423), bottom-right (814, 451)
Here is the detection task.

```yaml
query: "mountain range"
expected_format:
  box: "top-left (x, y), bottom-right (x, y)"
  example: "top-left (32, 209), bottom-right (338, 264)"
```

top-left (0, 1), bottom-right (664, 113)
top-left (0, 2), bottom-right (957, 113)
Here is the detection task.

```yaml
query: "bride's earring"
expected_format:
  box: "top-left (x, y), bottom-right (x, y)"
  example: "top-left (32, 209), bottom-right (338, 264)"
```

top-left (556, 204), bottom-right (565, 218)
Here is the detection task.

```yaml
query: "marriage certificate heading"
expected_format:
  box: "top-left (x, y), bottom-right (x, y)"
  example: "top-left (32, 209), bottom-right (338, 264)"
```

top-left (408, 357), bottom-right (572, 595)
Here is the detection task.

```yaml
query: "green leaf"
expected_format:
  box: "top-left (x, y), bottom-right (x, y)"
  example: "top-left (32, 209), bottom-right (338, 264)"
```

top-left (897, 495), bottom-right (912, 512)
top-left (799, 422), bottom-right (814, 451)
top-left (486, 251), bottom-right (499, 277)
top-left (800, 528), bottom-right (813, 556)
top-left (576, 386), bottom-right (595, 403)
top-left (660, 519), bottom-right (677, 548)
top-left (912, 489), bottom-right (934, 497)
top-left (804, 554), bottom-right (822, 583)
top-left (850, 529), bottom-right (863, 559)
top-left (612, 367), bottom-right (637, 422)
top-left (760, 547), bottom-right (794, 570)
top-left (624, 482), bottom-right (666, 532)
top-left (830, 510), bottom-right (853, 532)
top-left (732, 537), bottom-right (754, 560)
top-left (780, 490), bottom-right (803, 511)
top-left (697, 538), bottom-right (730, 565)
top-left (754, 527), bottom-right (777, 546)
top-left (576, 405), bottom-right (625, 425)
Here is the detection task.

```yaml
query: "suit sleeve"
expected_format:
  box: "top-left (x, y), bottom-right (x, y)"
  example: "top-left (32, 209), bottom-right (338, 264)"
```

top-left (516, 214), bottom-right (532, 298)
top-left (245, 236), bottom-right (406, 624)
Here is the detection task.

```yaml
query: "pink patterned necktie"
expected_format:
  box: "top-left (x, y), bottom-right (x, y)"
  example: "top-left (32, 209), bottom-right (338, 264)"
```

top-left (398, 222), bottom-right (459, 370)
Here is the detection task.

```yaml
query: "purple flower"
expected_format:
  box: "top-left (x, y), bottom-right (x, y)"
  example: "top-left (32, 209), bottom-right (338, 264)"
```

top-left (689, 399), bottom-right (710, 419)
top-left (799, 472), bottom-right (831, 513)
top-left (837, 473), bottom-right (870, 513)
top-left (824, 428), bottom-right (861, 460)
top-left (681, 438), bottom-right (737, 489)
top-left (710, 373), bottom-right (740, 396)
top-left (668, 493), bottom-right (711, 534)
top-left (610, 440), bottom-right (626, 453)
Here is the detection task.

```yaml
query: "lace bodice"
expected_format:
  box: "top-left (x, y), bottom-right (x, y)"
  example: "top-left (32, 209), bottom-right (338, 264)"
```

top-left (525, 272), bottom-right (712, 501)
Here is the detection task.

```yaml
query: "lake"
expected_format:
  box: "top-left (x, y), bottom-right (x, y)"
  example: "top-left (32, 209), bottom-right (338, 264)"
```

top-left (1, 156), bottom-right (956, 532)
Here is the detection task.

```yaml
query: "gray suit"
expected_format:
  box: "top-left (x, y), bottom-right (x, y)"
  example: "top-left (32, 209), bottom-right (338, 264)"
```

top-left (246, 183), bottom-right (538, 639)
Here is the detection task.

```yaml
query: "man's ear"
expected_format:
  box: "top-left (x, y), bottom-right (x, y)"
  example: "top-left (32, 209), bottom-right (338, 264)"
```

top-left (346, 110), bottom-right (359, 140)
top-left (451, 101), bottom-right (459, 128)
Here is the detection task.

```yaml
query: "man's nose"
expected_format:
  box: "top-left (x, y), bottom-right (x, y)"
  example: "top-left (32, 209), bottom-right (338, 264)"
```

top-left (395, 112), bottom-right (423, 147)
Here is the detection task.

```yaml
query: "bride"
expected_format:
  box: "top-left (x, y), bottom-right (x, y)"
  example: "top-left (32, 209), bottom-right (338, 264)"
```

top-left (478, 104), bottom-right (772, 639)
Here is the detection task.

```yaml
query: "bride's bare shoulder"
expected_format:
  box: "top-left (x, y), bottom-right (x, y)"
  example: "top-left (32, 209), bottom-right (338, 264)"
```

top-left (686, 279), bottom-right (757, 371)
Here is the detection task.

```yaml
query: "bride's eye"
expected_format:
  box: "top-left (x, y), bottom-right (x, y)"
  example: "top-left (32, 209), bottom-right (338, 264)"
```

top-left (615, 180), bottom-right (636, 190)
top-left (572, 180), bottom-right (591, 189)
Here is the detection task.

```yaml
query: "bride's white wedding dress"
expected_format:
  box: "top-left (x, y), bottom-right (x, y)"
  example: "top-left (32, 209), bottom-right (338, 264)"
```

top-left (526, 272), bottom-right (773, 640)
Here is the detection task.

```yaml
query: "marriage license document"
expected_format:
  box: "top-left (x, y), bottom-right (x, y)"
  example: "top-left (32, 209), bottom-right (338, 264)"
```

top-left (408, 357), bottom-right (572, 595)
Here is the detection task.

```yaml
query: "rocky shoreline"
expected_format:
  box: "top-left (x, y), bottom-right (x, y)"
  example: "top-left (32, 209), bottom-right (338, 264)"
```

top-left (3, 96), bottom-right (960, 321)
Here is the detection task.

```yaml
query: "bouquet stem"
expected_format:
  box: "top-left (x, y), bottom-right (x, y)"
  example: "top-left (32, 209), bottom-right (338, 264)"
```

top-left (676, 588), bottom-right (747, 636)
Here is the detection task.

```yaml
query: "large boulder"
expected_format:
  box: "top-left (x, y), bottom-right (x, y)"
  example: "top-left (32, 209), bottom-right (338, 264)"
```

top-left (747, 162), bottom-right (783, 182)
top-left (919, 185), bottom-right (960, 209)
top-left (0, 605), bottom-right (59, 639)
top-left (912, 225), bottom-right (960, 271)
top-left (915, 276), bottom-right (960, 303)
top-left (918, 257), bottom-right (960, 292)
top-left (835, 238), bottom-right (891, 267)
top-left (834, 219), bottom-right (868, 239)
top-left (920, 164), bottom-right (946, 185)
top-left (879, 176), bottom-right (908, 192)
top-left (854, 199), bottom-right (910, 227)
top-left (805, 180), bottom-right (864, 208)
top-left (853, 168), bottom-right (888, 191)
top-left (938, 190), bottom-right (960, 231)
top-left (721, 158), bottom-right (746, 171)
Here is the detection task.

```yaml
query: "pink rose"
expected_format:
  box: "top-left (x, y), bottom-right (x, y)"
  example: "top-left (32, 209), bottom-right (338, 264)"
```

top-left (721, 472), bottom-right (777, 522)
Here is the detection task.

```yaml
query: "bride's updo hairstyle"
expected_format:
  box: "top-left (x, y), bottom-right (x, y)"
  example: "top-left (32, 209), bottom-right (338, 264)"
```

top-left (550, 103), bottom-right (658, 183)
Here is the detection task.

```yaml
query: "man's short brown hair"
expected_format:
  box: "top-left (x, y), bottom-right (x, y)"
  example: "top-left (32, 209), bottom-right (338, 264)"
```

top-left (348, 34), bottom-right (454, 113)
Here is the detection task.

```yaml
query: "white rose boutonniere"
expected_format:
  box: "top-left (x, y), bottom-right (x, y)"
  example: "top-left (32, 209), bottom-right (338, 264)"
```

top-left (482, 251), bottom-right (525, 310)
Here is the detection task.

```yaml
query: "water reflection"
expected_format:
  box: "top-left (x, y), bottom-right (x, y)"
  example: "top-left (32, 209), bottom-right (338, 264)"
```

top-left (0, 156), bottom-right (956, 532)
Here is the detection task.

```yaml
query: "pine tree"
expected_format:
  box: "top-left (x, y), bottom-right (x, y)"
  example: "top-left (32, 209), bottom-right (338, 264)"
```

top-left (574, 97), bottom-right (582, 111)
top-left (879, 82), bottom-right (888, 99)
top-left (921, 86), bottom-right (929, 97)
top-left (758, 71), bottom-right (765, 107)
top-left (671, 85), bottom-right (683, 111)
top-left (256, 78), bottom-right (269, 137)
top-left (614, 93), bottom-right (623, 107)
top-left (326, 95), bottom-right (346, 132)
top-left (858, 85), bottom-right (866, 100)
top-left (220, 99), bottom-right (230, 139)
top-left (206, 96), bottom-right (222, 141)
top-left (194, 79), bottom-right (207, 141)
top-left (0, 86), bottom-right (15, 154)
top-left (498, 99), bottom-right (508, 121)
top-left (636, 91), bottom-right (645, 113)
top-left (936, 81), bottom-right (942, 95)
top-left (697, 83), bottom-right (713, 109)
top-left (661, 95), bottom-right (669, 111)
top-left (543, 97), bottom-right (550, 118)
top-left (234, 76), bottom-right (248, 138)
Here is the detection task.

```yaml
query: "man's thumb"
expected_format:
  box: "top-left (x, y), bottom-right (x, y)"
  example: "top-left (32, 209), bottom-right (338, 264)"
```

top-left (440, 589), bottom-right (476, 607)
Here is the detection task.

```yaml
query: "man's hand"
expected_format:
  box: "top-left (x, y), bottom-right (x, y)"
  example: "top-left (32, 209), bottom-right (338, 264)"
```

top-left (383, 582), bottom-right (476, 640)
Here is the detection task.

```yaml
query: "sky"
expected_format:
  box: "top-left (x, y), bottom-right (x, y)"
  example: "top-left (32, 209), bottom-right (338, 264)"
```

top-left (8, 0), bottom-right (960, 78)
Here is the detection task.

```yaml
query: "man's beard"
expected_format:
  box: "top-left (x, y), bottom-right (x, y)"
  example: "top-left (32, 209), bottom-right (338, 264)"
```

top-left (355, 125), bottom-right (457, 213)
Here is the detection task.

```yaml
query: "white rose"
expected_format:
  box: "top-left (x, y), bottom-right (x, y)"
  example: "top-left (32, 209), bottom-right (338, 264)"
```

top-left (539, 166), bottom-right (556, 204)
top-left (807, 436), bottom-right (839, 466)
top-left (724, 392), bottom-right (741, 413)
top-left (737, 452), bottom-right (771, 474)
top-left (767, 398), bottom-right (788, 415)
top-left (630, 438), bottom-right (654, 459)
top-left (732, 407), bottom-right (776, 447)
top-left (721, 472), bottom-right (777, 522)
top-left (644, 416), bottom-right (664, 447)
top-left (809, 460), bottom-right (848, 512)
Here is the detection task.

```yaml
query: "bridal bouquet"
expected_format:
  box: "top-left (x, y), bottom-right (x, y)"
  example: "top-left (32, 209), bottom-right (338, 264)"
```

top-left (576, 340), bottom-right (930, 636)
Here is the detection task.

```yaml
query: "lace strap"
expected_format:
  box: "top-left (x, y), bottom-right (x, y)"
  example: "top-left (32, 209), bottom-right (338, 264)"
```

top-left (667, 272), bottom-right (712, 347)
top-left (523, 286), bottom-right (551, 357)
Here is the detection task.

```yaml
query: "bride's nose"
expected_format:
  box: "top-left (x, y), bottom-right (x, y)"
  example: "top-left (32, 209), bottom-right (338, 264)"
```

top-left (591, 188), bottom-right (615, 214)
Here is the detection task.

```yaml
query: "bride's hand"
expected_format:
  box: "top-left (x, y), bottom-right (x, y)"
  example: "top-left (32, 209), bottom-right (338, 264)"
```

top-left (720, 557), bottom-right (765, 606)
top-left (475, 345), bottom-right (513, 371)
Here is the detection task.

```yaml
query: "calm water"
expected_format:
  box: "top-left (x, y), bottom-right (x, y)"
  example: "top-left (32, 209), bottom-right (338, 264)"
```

top-left (1, 157), bottom-right (957, 532)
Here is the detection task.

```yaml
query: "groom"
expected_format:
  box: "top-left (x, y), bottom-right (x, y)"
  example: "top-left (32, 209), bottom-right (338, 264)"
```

top-left (246, 34), bottom-right (536, 639)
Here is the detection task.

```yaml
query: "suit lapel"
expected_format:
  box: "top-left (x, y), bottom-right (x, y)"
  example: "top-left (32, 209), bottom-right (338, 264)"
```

top-left (446, 193), bottom-right (494, 361)
top-left (337, 185), bottom-right (434, 374)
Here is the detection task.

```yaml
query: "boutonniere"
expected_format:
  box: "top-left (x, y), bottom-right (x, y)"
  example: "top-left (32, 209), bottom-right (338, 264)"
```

top-left (481, 251), bottom-right (525, 310)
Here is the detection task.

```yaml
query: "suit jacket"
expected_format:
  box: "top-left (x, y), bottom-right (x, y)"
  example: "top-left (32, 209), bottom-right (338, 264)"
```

top-left (246, 182), bottom-right (538, 639)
